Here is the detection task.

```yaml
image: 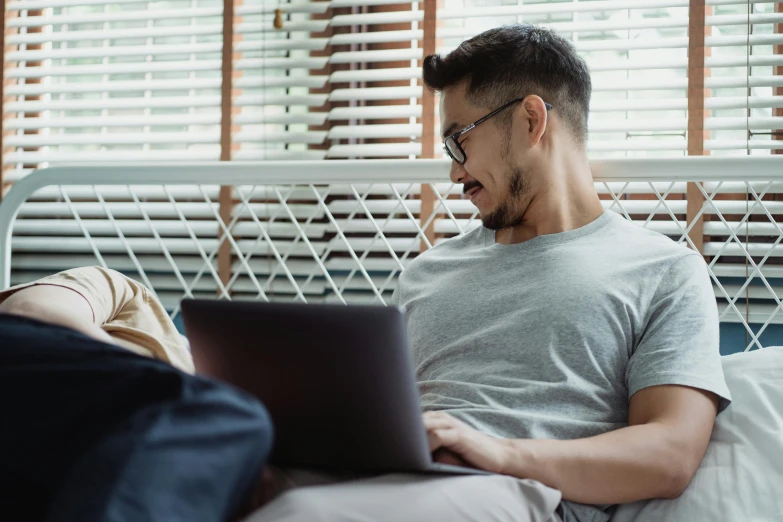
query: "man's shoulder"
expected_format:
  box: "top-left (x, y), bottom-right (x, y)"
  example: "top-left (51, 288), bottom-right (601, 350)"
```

top-left (605, 211), bottom-right (696, 261)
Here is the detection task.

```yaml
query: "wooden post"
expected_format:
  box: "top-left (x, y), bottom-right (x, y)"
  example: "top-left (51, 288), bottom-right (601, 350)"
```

top-left (419, 0), bottom-right (437, 252)
top-left (686, 0), bottom-right (710, 254)
top-left (1, 0), bottom-right (6, 200)
top-left (1, 5), bottom-right (25, 201)
top-left (218, 0), bottom-right (238, 293)
top-left (774, 3), bottom-right (783, 154)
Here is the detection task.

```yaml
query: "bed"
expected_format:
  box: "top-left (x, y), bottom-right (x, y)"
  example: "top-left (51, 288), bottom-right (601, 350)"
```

top-left (1, 157), bottom-right (781, 520)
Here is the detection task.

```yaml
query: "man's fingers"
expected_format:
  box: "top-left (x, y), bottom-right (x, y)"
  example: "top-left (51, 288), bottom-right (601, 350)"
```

top-left (427, 429), bottom-right (443, 452)
top-left (423, 418), bottom-right (454, 431)
top-left (427, 427), bottom-right (461, 452)
top-left (422, 411), bottom-right (460, 431)
top-left (432, 448), bottom-right (472, 467)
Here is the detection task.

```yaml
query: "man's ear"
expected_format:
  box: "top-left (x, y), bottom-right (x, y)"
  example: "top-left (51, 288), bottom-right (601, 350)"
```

top-left (521, 95), bottom-right (548, 147)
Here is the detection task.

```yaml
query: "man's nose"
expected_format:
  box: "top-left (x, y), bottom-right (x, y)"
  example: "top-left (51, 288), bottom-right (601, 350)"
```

top-left (449, 160), bottom-right (466, 185)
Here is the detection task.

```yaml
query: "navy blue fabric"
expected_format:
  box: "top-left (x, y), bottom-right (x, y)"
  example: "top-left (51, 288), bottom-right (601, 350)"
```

top-left (0, 313), bottom-right (273, 522)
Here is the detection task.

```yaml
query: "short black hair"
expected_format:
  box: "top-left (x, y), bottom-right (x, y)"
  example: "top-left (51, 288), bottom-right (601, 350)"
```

top-left (423, 24), bottom-right (591, 144)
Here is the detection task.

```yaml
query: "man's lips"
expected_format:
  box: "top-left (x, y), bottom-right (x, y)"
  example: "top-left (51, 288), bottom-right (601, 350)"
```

top-left (465, 186), bottom-right (482, 197)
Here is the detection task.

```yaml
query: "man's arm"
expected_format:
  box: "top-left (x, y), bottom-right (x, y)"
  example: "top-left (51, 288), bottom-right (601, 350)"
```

top-left (425, 384), bottom-right (718, 505)
top-left (503, 385), bottom-right (717, 503)
top-left (0, 284), bottom-right (114, 343)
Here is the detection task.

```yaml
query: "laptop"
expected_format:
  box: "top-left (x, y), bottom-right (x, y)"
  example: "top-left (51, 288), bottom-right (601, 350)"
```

top-left (181, 299), bottom-right (488, 476)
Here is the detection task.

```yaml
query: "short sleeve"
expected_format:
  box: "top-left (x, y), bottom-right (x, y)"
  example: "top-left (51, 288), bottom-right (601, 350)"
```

top-left (627, 254), bottom-right (731, 412)
top-left (390, 286), bottom-right (400, 307)
top-left (0, 267), bottom-right (114, 324)
top-left (0, 267), bottom-right (194, 373)
top-left (390, 278), bottom-right (408, 315)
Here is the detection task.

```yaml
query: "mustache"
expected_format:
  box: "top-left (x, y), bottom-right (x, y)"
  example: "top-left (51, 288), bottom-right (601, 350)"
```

top-left (463, 181), bottom-right (483, 195)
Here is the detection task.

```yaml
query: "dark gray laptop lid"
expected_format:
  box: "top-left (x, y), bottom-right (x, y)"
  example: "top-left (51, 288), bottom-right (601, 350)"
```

top-left (181, 299), bottom-right (433, 472)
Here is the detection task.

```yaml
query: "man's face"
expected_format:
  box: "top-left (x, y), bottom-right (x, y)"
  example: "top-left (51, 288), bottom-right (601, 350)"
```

top-left (440, 84), bottom-right (533, 231)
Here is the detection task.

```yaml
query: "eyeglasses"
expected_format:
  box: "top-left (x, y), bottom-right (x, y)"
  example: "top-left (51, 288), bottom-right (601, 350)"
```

top-left (443, 97), bottom-right (552, 165)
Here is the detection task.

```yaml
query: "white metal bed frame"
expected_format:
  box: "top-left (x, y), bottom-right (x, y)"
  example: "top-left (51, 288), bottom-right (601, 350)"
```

top-left (1, 157), bottom-right (782, 352)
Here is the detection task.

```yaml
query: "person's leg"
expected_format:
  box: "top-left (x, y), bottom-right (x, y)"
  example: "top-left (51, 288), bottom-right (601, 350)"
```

top-left (244, 472), bottom-right (562, 522)
top-left (0, 314), bottom-right (273, 522)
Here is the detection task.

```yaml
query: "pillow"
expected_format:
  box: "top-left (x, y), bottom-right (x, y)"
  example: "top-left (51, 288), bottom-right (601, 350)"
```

top-left (611, 347), bottom-right (783, 522)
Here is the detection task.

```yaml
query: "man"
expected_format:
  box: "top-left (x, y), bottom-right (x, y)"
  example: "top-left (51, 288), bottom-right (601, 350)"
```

top-left (1, 24), bottom-right (730, 522)
top-left (251, 23), bottom-right (731, 522)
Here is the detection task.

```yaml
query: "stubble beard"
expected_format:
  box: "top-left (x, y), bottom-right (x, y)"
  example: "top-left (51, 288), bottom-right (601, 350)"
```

top-left (480, 156), bottom-right (530, 231)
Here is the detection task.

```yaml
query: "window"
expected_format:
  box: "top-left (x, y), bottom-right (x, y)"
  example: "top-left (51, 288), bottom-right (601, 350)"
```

top-left (6, 0), bottom-right (780, 173)
top-left (3, 0), bottom-right (782, 350)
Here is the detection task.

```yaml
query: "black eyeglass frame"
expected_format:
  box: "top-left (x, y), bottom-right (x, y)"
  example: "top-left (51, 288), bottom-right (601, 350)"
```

top-left (443, 97), bottom-right (553, 165)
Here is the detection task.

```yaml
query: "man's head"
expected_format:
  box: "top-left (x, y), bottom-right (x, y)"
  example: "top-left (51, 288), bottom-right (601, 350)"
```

top-left (423, 24), bottom-right (591, 230)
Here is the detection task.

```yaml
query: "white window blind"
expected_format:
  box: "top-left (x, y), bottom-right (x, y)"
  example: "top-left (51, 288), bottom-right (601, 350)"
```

top-left (705, 1), bottom-right (783, 154)
top-left (699, 3), bottom-right (783, 342)
top-left (3, 0), bottom-right (224, 182)
top-left (233, 0), bottom-right (423, 161)
top-left (10, 0), bottom-right (779, 170)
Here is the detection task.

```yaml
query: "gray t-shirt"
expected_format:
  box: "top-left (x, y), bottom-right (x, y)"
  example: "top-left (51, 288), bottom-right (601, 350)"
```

top-left (392, 210), bottom-right (731, 522)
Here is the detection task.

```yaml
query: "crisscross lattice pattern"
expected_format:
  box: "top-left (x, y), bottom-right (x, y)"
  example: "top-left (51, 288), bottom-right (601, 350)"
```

top-left (2, 160), bottom-right (781, 353)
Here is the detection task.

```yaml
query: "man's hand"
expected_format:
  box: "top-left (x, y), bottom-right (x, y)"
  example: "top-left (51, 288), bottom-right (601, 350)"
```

top-left (423, 411), bottom-right (511, 474)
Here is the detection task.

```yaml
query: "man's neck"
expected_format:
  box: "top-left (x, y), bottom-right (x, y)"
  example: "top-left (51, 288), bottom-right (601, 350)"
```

top-left (494, 156), bottom-right (604, 246)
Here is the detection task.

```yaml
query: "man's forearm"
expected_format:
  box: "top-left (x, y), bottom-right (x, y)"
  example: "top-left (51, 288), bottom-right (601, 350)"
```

top-left (502, 422), bottom-right (694, 505)
top-left (426, 388), bottom-right (717, 506)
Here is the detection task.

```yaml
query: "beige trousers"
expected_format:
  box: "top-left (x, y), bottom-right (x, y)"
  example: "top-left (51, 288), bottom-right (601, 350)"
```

top-left (244, 468), bottom-right (563, 522)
